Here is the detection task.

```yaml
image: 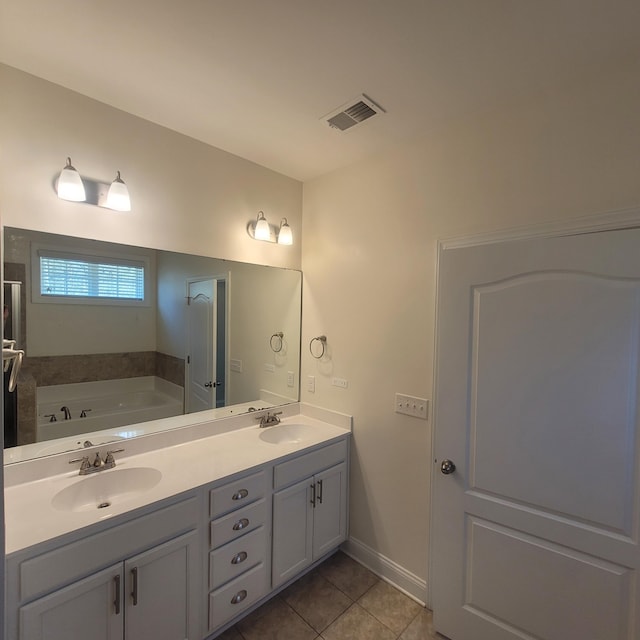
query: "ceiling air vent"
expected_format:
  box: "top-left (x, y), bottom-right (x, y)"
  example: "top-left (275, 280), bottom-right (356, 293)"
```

top-left (323, 94), bottom-right (384, 132)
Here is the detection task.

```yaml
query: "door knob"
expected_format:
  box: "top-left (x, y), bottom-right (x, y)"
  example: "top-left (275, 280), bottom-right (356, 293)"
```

top-left (204, 381), bottom-right (213, 388)
top-left (440, 459), bottom-right (456, 475)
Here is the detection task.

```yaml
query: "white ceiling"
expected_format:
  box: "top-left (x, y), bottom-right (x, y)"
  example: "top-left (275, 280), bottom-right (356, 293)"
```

top-left (1, 0), bottom-right (639, 181)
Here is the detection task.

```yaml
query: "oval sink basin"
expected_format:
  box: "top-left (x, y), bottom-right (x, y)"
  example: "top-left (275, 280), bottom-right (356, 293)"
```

top-left (52, 467), bottom-right (162, 512)
top-left (259, 423), bottom-right (317, 445)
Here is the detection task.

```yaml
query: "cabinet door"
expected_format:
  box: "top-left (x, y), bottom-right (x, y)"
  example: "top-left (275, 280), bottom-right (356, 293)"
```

top-left (19, 564), bottom-right (123, 640)
top-left (124, 530), bottom-right (200, 640)
top-left (272, 478), bottom-right (314, 587)
top-left (313, 462), bottom-right (348, 559)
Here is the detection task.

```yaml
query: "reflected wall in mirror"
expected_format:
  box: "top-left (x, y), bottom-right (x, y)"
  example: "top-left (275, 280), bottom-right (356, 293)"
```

top-left (3, 227), bottom-right (302, 462)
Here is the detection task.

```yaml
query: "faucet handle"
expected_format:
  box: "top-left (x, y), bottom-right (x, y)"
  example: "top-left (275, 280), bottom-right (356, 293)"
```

top-left (105, 448), bottom-right (125, 465)
top-left (69, 456), bottom-right (92, 473)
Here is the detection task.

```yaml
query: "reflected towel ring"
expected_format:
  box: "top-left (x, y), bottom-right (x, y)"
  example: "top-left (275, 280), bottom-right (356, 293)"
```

top-left (270, 332), bottom-right (284, 353)
top-left (309, 335), bottom-right (327, 359)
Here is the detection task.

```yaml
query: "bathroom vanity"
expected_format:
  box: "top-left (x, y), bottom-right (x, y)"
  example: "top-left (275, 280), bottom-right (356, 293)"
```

top-left (3, 408), bottom-right (350, 640)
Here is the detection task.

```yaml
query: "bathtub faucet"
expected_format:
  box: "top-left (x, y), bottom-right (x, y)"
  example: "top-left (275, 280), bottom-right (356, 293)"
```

top-left (60, 406), bottom-right (72, 420)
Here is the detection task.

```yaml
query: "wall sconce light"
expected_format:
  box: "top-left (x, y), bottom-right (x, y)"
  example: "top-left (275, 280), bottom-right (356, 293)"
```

top-left (247, 211), bottom-right (294, 245)
top-left (55, 157), bottom-right (132, 211)
top-left (277, 218), bottom-right (293, 245)
top-left (255, 211), bottom-right (271, 241)
top-left (106, 171), bottom-right (131, 212)
top-left (56, 157), bottom-right (86, 202)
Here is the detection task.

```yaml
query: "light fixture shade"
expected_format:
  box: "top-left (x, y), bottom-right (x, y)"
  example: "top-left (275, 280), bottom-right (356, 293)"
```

top-left (106, 171), bottom-right (131, 211)
top-left (255, 211), bottom-right (271, 241)
top-left (57, 157), bottom-right (86, 202)
top-left (278, 218), bottom-right (293, 245)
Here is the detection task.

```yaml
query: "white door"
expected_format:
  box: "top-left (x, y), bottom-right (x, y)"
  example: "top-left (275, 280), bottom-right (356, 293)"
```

top-left (186, 279), bottom-right (215, 413)
top-left (432, 228), bottom-right (640, 640)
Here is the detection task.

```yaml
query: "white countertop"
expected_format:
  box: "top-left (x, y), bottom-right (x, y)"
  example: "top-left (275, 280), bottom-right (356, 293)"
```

top-left (4, 412), bottom-right (350, 555)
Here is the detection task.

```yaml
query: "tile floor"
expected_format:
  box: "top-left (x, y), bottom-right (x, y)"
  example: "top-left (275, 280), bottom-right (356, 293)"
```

top-left (216, 551), bottom-right (442, 640)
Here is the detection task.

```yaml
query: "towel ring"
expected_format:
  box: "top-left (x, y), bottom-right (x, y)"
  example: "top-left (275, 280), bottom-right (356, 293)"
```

top-left (309, 335), bottom-right (327, 359)
top-left (270, 332), bottom-right (284, 353)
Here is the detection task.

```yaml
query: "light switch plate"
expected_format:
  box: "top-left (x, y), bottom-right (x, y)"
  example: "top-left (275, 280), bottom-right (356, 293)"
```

top-left (395, 393), bottom-right (429, 420)
top-left (307, 375), bottom-right (315, 393)
top-left (230, 359), bottom-right (242, 373)
top-left (332, 377), bottom-right (348, 389)
top-left (287, 371), bottom-right (295, 387)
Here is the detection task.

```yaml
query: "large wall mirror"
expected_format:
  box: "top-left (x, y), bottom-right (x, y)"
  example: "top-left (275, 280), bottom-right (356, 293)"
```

top-left (3, 227), bottom-right (302, 463)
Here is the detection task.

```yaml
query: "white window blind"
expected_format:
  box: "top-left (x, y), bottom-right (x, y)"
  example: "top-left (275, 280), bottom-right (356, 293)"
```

top-left (39, 252), bottom-right (145, 301)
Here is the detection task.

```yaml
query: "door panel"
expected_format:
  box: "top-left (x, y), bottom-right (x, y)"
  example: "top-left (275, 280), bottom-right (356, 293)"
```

top-left (470, 272), bottom-right (639, 534)
top-left (433, 228), bottom-right (640, 640)
top-left (465, 517), bottom-right (632, 640)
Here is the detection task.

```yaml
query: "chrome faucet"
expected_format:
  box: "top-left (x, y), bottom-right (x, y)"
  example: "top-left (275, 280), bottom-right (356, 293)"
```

top-left (256, 411), bottom-right (282, 428)
top-left (69, 448), bottom-right (125, 475)
top-left (60, 406), bottom-right (72, 420)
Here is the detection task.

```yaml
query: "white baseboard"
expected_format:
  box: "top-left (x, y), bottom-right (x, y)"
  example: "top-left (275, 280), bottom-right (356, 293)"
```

top-left (341, 536), bottom-right (428, 606)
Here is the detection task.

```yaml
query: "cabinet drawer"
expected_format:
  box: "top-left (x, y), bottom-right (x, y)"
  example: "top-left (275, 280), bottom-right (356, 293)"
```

top-left (211, 499), bottom-right (266, 549)
top-left (209, 526), bottom-right (266, 590)
top-left (274, 439), bottom-right (347, 489)
top-left (209, 562), bottom-right (268, 630)
top-left (210, 470), bottom-right (266, 518)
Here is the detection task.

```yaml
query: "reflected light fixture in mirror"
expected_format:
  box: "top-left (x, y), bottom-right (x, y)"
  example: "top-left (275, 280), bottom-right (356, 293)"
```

top-left (57, 157), bottom-right (86, 202)
top-left (106, 170), bottom-right (131, 212)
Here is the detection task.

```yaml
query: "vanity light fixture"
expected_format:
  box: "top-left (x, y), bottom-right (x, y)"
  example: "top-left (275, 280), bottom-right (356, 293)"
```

top-left (57, 157), bottom-right (86, 202)
top-left (247, 211), bottom-right (294, 245)
top-left (55, 158), bottom-right (132, 211)
top-left (105, 171), bottom-right (131, 212)
top-left (277, 218), bottom-right (293, 245)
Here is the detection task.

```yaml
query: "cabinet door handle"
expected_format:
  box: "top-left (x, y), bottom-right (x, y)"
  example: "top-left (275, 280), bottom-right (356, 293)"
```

top-left (233, 517), bottom-right (250, 531)
top-left (310, 482), bottom-right (316, 508)
top-left (317, 479), bottom-right (323, 504)
top-left (231, 551), bottom-right (248, 565)
top-left (230, 589), bottom-right (248, 605)
top-left (232, 489), bottom-right (249, 501)
top-left (131, 567), bottom-right (138, 606)
top-left (114, 575), bottom-right (121, 615)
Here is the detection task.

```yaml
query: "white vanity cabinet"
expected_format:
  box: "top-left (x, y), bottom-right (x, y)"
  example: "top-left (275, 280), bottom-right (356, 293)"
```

top-left (206, 469), bottom-right (270, 632)
top-left (272, 439), bottom-right (348, 587)
top-left (6, 496), bottom-right (201, 640)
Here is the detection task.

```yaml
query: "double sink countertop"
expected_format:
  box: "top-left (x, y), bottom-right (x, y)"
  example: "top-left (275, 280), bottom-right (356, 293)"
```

top-left (4, 407), bottom-right (351, 555)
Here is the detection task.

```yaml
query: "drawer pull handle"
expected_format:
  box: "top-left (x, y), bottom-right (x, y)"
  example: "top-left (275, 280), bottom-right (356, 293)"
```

top-left (231, 551), bottom-right (248, 565)
top-left (230, 589), bottom-right (248, 605)
top-left (232, 489), bottom-right (249, 501)
top-left (114, 575), bottom-right (121, 615)
top-left (310, 482), bottom-right (316, 508)
top-left (131, 567), bottom-right (138, 606)
top-left (233, 518), bottom-right (250, 531)
top-left (317, 479), bottom-right (324, 504)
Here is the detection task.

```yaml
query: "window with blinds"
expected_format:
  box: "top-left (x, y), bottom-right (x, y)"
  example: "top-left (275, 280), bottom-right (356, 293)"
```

top-left (34, 248), bottom-right (147, 304)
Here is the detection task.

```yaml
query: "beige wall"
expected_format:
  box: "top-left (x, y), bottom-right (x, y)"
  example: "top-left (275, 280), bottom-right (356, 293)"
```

top-left (0, 65), bottom-right (302, 270)
top-left (301, 65), bottom-right (640, 593)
